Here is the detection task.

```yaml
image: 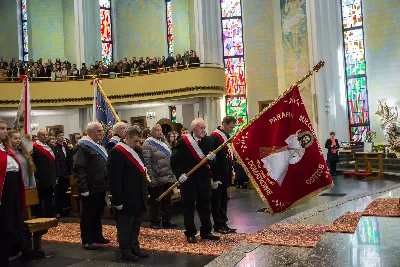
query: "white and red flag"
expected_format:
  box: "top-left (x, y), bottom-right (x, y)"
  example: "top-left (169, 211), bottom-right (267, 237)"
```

top-left (14, 75), bottom-right (31, 136)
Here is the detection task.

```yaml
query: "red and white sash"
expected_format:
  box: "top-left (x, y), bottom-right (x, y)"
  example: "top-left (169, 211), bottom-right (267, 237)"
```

top-left (211, 129), bottom-right (236, 176)
top-left (211, 129), bottom-right (234, 162)
top-left (182, 135), bottom-right (211, 174)
top-left (115, 143), bottom-right (146, 176)
top-left (33, 141), bottom-right (55, 162)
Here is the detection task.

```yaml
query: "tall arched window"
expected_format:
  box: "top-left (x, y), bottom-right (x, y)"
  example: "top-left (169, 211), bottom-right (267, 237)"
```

top-left (21, 0), bottom-right (29, 64)
top-left (220, 0), bottom-right (247, 133)
top-left (166, 0), bottom-right (174, 56)
top-left (100, 0), bottom-right (113, 64)
top-left (340, 0), bottom-right (369, 142)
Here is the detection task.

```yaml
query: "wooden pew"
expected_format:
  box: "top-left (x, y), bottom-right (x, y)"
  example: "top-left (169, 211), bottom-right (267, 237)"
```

top-left (24, 188), bottom-right (58, 252)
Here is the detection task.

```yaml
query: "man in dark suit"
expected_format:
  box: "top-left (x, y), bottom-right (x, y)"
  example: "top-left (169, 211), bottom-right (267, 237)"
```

top-left (106, 121), bottom-right (127, 152)
top-left (73, 122), bottom-right (110, 250)
top-left (170, 118), bottom-right (220, 243)
top-left (32, 129), bottom-right (59, 218)
top-left (107, 126), bottom-right (149, 262)
top-left (53, 132), bottom-right (72, 219)
top-left (210, 116), bottom-right (237, 234)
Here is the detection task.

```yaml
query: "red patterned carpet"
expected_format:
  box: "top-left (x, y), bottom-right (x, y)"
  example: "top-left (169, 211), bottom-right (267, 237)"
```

top-left (42, 198), bottom-right (400, 256)
top-left (362, 198), bottom-right (400, 217)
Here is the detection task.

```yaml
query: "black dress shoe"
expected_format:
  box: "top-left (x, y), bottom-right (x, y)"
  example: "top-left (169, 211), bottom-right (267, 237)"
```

top-left (200, 234), bottom-right (220, 241)
top-left (120, 249), bottom-right (139, 262)
top-left (82, 243), bottom-right (97, 250)
top-left (162, 221), bottom-right (177, 228)
top-left (150, 223), bottom-right (163, 229)
top-left (214, 227), bottom-right (229, 234)
top-left (133, 251), bottom-right (149, 258)
top-left (94, 238), bottom-right (110, 244)
top-left (187, 236), bottom-right (197, 243)
top-left (223, 225), bottom-right (237, 233)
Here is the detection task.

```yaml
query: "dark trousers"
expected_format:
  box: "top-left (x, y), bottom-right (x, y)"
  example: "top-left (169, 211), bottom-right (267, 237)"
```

top-left (148, 184), bottom-right (172, 224)
top-left (182, 194), bottom-right (212, 237)
top-left (116, 212), bottom-right (142, 253)
top-left (35, 186), bottom-right (54, 218)
top-left (0, 233), bottom-right (12, 267)
top-left (211, 187), bottom-right (228, 228)
top-left (329, 161), bottom-right (337, 174)
top-left (80, 192), bottom-right (106, 244)
top-left (55, 176), bottom-right (71, 214)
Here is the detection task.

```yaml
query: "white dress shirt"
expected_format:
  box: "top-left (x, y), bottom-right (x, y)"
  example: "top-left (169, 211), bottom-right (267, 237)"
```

top-left (0, 143), bottom-right (19, 172)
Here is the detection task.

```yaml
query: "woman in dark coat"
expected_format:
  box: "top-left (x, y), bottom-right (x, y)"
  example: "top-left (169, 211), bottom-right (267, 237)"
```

top-left (325, 132), bottom-right (340, 176)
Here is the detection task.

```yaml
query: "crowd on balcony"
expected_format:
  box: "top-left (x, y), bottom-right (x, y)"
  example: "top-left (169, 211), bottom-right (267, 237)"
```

top-left (0, 50), bottom-right (201, 81)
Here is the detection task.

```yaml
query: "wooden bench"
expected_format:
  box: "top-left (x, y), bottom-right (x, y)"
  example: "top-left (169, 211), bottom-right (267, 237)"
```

top-left (353, 152), bottom-right (384, 180)
top-left (24, 188), bottom-right (58, 252)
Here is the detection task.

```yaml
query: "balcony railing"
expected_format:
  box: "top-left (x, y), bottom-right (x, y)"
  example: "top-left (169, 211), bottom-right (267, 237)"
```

top-left (0, 63), bottom-right (223, 83)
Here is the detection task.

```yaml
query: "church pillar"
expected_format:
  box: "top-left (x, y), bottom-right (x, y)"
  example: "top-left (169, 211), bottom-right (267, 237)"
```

top-left (79, 0), bottom-right (101, 66)
top-left (194, 0), bottom-right (223, 65)
top-left (307, 0), bottom-right (349, 144)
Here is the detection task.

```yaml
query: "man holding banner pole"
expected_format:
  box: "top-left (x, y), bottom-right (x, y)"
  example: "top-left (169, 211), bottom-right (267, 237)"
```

top-left (170, 118), bottom-right (220, 243)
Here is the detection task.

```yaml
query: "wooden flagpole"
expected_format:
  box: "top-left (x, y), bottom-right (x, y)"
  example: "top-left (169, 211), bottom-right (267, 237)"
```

top-left (94, 79), bottom-right (121, 122)
top-left (157, 61), bottom-right (325, 201)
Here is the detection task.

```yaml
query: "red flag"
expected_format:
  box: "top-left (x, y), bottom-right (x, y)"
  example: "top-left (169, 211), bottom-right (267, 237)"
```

top-left (232, 86), bottom-right (333, 214)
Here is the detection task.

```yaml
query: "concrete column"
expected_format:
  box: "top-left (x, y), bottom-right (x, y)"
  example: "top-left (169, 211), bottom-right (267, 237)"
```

top-left (307, 0), bottom-right (349, 144)
top-left (81, 0), bottom-right (101, 66)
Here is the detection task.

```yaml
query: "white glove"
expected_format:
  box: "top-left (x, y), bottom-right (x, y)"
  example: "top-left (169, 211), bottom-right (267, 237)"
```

top-left (81, 191), bottom-right (89, 197)
top-left (179, 174), bottom-right (188, 183)
top-left (173, 187), bottom-right (179, 194)
top-left (114, 205), bottom-right (123, 210)
top-left (207, 152), bottom-right (216, 161)
top-left (144, 167), bottom-right (148, 174)
top-left (212, 181), bottom-right (222, 190)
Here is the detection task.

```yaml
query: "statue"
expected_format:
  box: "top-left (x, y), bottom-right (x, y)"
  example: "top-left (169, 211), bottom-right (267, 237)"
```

top-left (375, 100), bottom-right (398, 129)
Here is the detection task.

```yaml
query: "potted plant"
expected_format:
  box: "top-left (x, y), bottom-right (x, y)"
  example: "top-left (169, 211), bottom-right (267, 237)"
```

top-left (364, 131), bottom-right (376, 152)
top-left (373, 143), bottom-right (385, 153)
top-left (386, 123), bottom-right (400, 159)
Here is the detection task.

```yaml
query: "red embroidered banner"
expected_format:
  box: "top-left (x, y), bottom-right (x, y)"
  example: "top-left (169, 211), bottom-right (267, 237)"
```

top-left (232, 86), bottom-right (333, 213)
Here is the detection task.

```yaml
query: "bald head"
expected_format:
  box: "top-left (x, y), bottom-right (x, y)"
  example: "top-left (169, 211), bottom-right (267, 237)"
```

top-left (37, 129), bottom-right (48, 143)
top-left (191, 118), bottom-right (206, 139)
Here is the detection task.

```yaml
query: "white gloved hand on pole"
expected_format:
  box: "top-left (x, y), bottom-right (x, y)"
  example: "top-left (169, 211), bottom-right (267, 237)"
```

top-left (179, 174), bottom-right (188, 183)
top-left (206, 152), bottom-right (216, 161)
top-left (212, 181), bottom-right (222, 190)
top-left (114, 205), bottom-right (123, 210)
top-left (81, 191), bottom-right (89, 197)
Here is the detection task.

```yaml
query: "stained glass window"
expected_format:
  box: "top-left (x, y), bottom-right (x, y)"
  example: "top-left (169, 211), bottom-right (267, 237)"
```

top-left (21, 0), bottom-right (29, 63)
top-left (166, 0), bottom-right (174, 56)
top-left (222, 19), bottom-right (244, 56)
top-left (224, 58), bottom-right (246, 95)
top-left (221, 0), bottom-right (241, 18)
top-left (220, 0), bottom-right (247, 132)
top-left (226, 97), bottom-right (248, 133)
top-left (170, 106), bottom-right (177, 123)
top-left (342, 0), bottom-right (363, 29)
top-left (341, 0), bottom-right (369, 142)
top-left (100, 0), bottom-right (112, 65)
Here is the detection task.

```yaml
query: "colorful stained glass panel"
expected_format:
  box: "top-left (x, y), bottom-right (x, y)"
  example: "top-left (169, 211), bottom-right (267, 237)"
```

top-left (100, 9), bottom-right (112, 42)
top-left (342, 0), bottom-right (363, 29)
top-left (226, 96), bottom-right (248, 133)
top-left (222, 18), bottom-right (244, 56)
top-left (224, 58), bottom-right (246, 95)
top-left (99, 0), bottom-right (111, 8)
top-left (102, 43), bottom-right (112, 65)
top-left (221, 0), bottom-right (241, 17)
top-left (347, 77), bottom-right (369, 124)
top-left (344, 28), bottom-right (365, 76)
top-left (21, 0), bottom-right (27, 20)
top-left (350, 126), bottom-right (369, 142)
top-left (167, 1), bottom-right (173, 35)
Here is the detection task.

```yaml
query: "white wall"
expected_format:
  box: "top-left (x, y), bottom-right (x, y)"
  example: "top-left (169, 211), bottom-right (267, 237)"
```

top-left (181, 104), bottom-right (195, 129)
top-left (117, 106), bottom-right (170, 128)
top-left (32, 112), bottom-right (80, 136)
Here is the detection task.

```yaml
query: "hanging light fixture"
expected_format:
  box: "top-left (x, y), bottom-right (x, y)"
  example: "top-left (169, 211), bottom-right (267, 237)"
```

top-left (31, 121), bottom-right (39, 131)
top-left (146, 107), bottom-right (156, 120)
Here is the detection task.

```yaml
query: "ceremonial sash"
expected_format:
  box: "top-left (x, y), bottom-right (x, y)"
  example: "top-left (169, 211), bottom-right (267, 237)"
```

top-left (182, 135), bottom-right (211, 174)
top-left (78, 138), bottom-right (108, 161)
top-left (146, 137), bottom-right (171, 157)
top-left (211, 129), bottom-right (234, 162)
top-left (0, 150), bottom-right (6, 203)
top-left (211, 129), bottom-right (235, 176)
top-left (115, 143), bottom-right (146, 176)
top-left (33, 142), bottom-right (55, 162)
top-left (108, 136), bottom-right (120, 145)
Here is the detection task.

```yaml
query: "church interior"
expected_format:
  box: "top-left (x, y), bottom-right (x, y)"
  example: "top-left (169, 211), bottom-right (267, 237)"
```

top-left (0, 0), bottom-right (400, 266)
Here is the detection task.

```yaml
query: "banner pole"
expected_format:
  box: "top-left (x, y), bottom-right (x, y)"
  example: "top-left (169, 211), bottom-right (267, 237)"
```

top-left (95, 79), bottom-right (121, 122)
top-left (157, 60), bottom-right (326, 202)
top-left (93, 80), bottom-right (97, 122)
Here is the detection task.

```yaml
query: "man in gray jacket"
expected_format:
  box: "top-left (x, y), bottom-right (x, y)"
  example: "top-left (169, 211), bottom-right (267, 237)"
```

top-left (142, 124), bottom-right (177, 229)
